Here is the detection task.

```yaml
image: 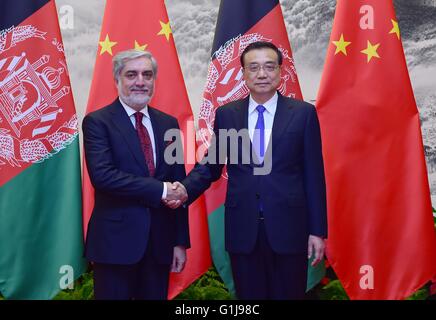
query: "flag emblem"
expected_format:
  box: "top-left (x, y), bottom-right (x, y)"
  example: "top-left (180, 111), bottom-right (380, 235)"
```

top-left (0, 25), bottom-right (78, 185)
top-left (0, 25), bottom-right (46, 53)
top-left (199, 33), bottom-right (299, 149)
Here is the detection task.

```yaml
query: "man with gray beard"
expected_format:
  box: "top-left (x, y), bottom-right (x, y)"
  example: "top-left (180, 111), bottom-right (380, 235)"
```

top-left (82, 49), bottom-right (190, 300)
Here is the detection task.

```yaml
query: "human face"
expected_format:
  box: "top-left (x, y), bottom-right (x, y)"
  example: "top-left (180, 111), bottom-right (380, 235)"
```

top-left (242, 48), bottom-right (281, 104)
top-left (117, 57), bottom-right (155, 111)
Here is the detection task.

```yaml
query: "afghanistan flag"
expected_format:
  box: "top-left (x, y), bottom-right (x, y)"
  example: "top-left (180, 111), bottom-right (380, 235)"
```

top-left (317, 0), bottom-right (436, 299)
top-left (200, 0), bottom-right (324, 295)
top-left (0, 0), bottom-right (86, 299)
top-left (83, 0), bottom-right (211, 299)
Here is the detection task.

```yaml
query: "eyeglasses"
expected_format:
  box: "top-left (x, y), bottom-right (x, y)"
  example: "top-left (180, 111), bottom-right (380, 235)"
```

top-left (245, 63), bottom-right (280, 73)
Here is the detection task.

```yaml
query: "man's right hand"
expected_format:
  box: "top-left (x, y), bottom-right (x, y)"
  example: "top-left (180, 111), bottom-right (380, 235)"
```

top-left (163, 181), bottom-right (187, 209)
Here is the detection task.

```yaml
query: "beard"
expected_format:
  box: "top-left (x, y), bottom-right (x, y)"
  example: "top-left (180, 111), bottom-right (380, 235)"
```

top-left (118, 84), bottom-right (153, 110)
top-left (120, 92), bottom-right (151, 108)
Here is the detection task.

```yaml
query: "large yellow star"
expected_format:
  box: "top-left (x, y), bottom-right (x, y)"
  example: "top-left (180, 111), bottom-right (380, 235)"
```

top-left (332, 34), bottom-right (351, 56)
top-left (361, 40), bottom-right (380, 63)
top-left (157, 20), bottom-right (172, 41)
top-left (99, 34), bottom-right (117, 56)
top-left (389, 19), bottom-right (400, 40)
top-left (134, 40), bottom-right (148, 51)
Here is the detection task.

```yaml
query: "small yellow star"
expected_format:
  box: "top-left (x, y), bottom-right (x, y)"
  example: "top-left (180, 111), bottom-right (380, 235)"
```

top-left (361, 40), bottom-right (380, 63)
top-left (157, 20), bottom-right (172, 41)
top-left (99, 34), bottom-right (117, 56)
top-left (332, 33), bottom-right (351, 56)
top-left (389, 19), bottom-right (400, 40)
top-left (134, 41), bottom-right (148, 51)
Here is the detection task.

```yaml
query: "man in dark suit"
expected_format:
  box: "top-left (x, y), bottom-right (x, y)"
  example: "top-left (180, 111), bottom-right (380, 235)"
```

top-left (168, 41), bottom-right (327, 299)
top-left (83, 49), bottom-right (189, 300)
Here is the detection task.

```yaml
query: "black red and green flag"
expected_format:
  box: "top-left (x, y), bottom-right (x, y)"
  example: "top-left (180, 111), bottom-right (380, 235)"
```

top-left (0, 0), bottom-right (86, 299)
top-left (199, 0), bottom-right (324, 295)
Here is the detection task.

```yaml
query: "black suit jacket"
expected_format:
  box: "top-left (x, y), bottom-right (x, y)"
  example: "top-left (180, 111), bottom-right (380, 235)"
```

top-left (183, 93), bottom-right (326, 255)
top-left (83, 99), bottom-right (190, 265)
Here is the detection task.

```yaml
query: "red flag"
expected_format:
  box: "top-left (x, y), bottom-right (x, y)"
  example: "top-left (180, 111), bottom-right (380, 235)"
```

top-left (83, 0), bottom-right (211, 299)
top-left (317, 0), bottom-right (436, 299)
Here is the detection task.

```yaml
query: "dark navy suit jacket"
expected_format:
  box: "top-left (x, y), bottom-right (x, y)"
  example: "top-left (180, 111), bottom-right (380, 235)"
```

top-left (182, 93), bottom-right (326, 255)
top-left (83, 99), bottom-right (190, 265)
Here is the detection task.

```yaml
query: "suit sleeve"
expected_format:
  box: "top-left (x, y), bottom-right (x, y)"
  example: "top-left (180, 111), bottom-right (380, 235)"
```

top-left (303, 106), bottom-right (328, 238)
top-left (182, 109), bottom-right (225, 205)
top-left (83, 113), bottom-right (163, 208)
top-left (171, 119), bottom-right (190, 248)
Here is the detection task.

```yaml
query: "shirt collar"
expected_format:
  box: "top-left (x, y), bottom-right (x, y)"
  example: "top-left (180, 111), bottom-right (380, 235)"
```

top-left (119, 97), bottom-right (150, 118)
top-left (248, 92), bottom-right (278, 115)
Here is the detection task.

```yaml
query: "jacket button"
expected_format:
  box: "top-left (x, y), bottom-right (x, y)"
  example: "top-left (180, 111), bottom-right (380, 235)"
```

top-left (256, 193), bottom-right (260, 199)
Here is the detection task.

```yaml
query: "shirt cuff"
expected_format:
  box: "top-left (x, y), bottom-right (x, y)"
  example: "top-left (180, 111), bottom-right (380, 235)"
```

top-left (161, 182), bottom-right (167, 199)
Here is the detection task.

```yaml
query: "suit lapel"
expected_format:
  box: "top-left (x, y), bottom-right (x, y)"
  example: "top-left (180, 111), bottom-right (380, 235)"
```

top-left (234, 97), bottom-right (249, 131)
top-left (110, 100), bottom-right (148, 175)
top-left (267, 93), bottom-right (296, 157)
top-left (233, 98), bottom-right (257, 165)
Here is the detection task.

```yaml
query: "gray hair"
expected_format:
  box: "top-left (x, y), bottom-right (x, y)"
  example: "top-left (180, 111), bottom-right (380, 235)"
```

top-left (112, 49), bottom-right (158, 82)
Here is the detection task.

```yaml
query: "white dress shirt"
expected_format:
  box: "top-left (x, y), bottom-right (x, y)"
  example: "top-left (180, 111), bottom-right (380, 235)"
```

top-left (248, 92), bottom-right (278, 151)
top-left (119, 98), bottom-right (167, 198)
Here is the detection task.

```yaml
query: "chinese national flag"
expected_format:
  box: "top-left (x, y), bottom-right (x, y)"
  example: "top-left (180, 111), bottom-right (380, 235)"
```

top-left (83, 0), bottom-right (211, 298)
top-left (316, 0), bottom-right (436, 299)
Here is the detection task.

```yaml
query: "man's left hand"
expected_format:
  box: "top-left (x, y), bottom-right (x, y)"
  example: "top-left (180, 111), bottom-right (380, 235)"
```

top-left (308, 235), bottom-right (325, 266)
top-left (171, 245), bottom-right (187, 273)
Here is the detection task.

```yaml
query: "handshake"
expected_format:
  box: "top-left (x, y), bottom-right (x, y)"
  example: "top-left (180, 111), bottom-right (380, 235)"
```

top-left (163, 181), bottom-right (188, 209)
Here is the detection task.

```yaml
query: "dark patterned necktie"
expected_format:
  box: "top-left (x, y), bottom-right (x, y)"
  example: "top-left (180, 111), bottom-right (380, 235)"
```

top-left (134, 112), bottom-right (155, 177)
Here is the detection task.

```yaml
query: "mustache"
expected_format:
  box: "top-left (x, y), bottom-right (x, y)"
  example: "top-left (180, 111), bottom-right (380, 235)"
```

top-left (129, 86), bottom-right (149, 91)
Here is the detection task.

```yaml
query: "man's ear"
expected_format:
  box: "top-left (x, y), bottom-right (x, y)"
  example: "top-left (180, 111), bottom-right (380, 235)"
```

top-left (114, 78), bottom-right (120, 90)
